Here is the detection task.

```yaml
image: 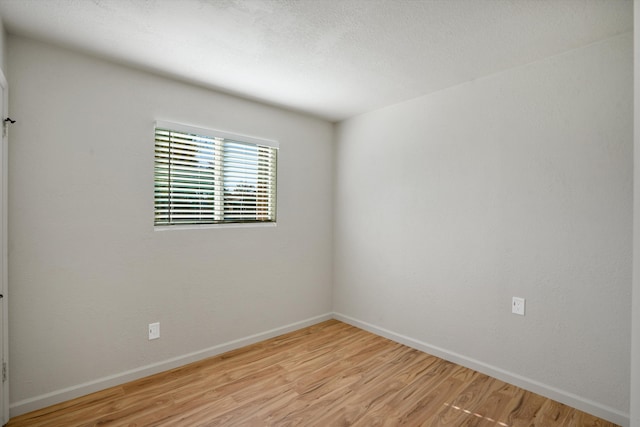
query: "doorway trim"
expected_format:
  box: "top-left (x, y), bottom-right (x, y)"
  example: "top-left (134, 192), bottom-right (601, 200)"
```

top-left (0, 67), bottom-right (10, 426)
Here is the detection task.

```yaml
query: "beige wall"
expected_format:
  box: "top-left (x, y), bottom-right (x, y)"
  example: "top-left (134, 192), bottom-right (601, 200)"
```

top-left (334, 33), bottom-right (632, 425)
top-left (7, 35), bottom-right (334, 414)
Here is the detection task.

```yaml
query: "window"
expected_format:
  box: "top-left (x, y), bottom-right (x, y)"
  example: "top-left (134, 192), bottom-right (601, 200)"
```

top-left (154, 121), bottom-right (278, 227)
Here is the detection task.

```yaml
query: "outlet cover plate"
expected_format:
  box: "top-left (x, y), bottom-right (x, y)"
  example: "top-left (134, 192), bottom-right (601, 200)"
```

top-left (149, 322), bottom-right (160, 340)
top-left (512, 297), bottom-right (525, 316)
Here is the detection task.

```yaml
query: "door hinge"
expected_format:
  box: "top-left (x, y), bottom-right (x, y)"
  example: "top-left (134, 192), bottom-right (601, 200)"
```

top-left (2, 361), bottom-right (6, 383)
top-left (2, 118), bottom-right (15, 138)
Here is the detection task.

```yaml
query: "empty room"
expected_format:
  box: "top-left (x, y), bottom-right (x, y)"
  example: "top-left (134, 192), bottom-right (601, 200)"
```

top-left (0, 0), bottom-right (638, 426)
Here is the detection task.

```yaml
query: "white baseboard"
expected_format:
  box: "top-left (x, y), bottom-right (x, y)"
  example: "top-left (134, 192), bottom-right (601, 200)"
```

top-left (333, 312), bottom-right (630, 427)
top-left (10, 312), bottom-right (333, 417)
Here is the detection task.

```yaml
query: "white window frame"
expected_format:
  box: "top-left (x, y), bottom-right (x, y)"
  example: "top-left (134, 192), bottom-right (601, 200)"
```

top-left (154, 121), bottom-right (278, 230)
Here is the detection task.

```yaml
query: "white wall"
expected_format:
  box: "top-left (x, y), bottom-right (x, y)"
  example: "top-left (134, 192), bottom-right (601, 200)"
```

top-left (335, 33), bottom-right (632, 425)
top-left (6, 35), bottom-right (333, 413)
top-left (3, 13), bottom-right (634, 427)
top-left (0, 16), bottom-right (6, 75)
top-left (631, 2), bottom-right (640, 426)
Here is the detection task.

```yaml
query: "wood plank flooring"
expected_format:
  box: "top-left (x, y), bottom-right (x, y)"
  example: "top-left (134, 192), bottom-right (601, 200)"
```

top-left (7, 320), bottom-right (619, 426)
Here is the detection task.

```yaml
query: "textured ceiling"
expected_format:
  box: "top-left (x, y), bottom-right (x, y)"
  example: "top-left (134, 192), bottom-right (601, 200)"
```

top-left (0, 0), bottom-right (633, 122)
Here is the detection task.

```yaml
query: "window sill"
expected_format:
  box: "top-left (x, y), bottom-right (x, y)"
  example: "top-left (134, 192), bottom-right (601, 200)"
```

top-left (154, 222), bottom-right (277, 232)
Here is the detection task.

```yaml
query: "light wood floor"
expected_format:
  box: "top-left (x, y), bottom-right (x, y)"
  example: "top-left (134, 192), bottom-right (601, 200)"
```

top-left (8, 320), bottom-right (618, 427)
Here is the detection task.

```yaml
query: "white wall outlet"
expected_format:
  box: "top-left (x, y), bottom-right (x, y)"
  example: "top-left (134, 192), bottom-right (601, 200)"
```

top-left (512, 297), bottom-right (525, 316)
top-left (148, 322), bottom-right (160, 340)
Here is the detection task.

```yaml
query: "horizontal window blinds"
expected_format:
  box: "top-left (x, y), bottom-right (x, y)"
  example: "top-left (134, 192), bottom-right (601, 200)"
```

top-left (154, 123), bottom-right (277, 226)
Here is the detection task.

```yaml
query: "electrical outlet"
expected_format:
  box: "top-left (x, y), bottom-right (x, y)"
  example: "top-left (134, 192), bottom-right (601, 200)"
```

top-left (512, 297), bottom-right (525, 316)
top-left (148, 322), bottom-right (160, 340)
